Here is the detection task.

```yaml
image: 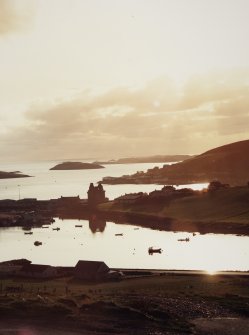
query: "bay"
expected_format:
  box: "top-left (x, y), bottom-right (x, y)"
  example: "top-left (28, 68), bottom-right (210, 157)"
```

top-left (2, 160), bottom-right (245, 272)
top-left (0, 219), bottom-right (248, 272)
top-left (0, 160), bottom-right (208, 200)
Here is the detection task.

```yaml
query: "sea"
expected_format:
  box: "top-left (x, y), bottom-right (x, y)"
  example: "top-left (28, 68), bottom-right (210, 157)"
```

top-left (0, 160), bottom-right (248, 272)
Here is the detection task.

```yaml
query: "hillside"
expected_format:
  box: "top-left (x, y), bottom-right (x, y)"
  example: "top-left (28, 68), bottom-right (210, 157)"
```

top-left (159, 139), bottom-right (249, 185)
top-left (101, 140), bottom-right (249, 186)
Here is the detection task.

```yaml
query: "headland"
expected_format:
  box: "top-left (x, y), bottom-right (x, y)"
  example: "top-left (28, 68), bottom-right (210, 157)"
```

top-left (0, 171), bottom-right (31, 179)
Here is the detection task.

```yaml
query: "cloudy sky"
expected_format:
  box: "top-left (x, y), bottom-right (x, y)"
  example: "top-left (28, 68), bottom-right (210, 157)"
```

top-left (0, 0), bottom-right (249, 161)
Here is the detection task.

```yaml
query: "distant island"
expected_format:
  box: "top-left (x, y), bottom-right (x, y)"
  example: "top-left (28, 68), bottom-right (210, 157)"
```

top-left (0, 171), bottom-right (31, 179)
top-left (50, 162), bottom-right (104, 170)
top-left (100, 139), bottom-right (249, 186)
top-left (93, 154), bottom-right (192, 165)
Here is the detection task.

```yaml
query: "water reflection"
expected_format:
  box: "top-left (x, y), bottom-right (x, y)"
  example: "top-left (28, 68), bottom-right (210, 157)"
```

top-left (89, 215), bottom-right (106, 233)
top-left (0, 220), bottom-right (248, 271)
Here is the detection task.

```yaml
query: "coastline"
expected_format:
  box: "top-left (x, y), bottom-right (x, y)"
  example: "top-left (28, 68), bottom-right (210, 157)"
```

top-left (1, 186), bottom-right (249, 236)
top-left (97, 208), bottom-right (249, 236)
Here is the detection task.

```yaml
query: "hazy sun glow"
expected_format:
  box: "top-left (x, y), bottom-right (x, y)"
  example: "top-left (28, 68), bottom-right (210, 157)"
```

top-left (0, 0), bottom-right (249, 161)
top-left (205, 269), bottom-right (218, 276)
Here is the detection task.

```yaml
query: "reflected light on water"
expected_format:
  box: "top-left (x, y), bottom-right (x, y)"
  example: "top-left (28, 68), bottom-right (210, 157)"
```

top-left (0, 220), bottom-right (249, 271)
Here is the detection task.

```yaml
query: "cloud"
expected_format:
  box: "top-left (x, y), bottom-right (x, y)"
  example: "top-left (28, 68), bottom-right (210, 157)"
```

top-left (0, 0), bottom-right (34, 35)
top-left (1, 70), bottom-right (249, 161)
top-left (180, 69), bottom-right (249, 109)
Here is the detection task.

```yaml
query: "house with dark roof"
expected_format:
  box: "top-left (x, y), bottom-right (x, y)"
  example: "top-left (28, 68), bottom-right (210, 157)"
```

top-left (19, 264), bottom-right (58, 279)
top-left (74, 260), bottom-right (110, 281)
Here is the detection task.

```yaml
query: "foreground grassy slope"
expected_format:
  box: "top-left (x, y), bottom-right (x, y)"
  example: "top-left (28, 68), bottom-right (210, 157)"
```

top-left (1, 273), bottom-right (249, 334)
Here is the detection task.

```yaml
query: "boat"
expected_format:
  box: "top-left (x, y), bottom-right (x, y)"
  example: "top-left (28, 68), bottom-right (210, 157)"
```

top-left (115, 233), bottom-right (123, 236)
top-left (177, 238), bottom-right (190, 242)
top-left (24, 232), bottom-right (33, 235)
top-left (148, 247), bottom-right (162, 255)
top-left (52, 227), bottom-right (60, 231)
top-left (34, 241), bottom-right (42, 246)
top-left (75, 225), bottom-right (83, 228)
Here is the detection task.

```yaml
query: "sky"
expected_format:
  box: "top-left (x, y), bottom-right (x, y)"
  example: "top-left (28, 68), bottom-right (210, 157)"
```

top-left (0, 0), bottom-right (249, 161)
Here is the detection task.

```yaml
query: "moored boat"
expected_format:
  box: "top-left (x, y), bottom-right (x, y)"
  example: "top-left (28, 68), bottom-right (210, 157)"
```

top-left (148, 247), bottom-right (162, 255)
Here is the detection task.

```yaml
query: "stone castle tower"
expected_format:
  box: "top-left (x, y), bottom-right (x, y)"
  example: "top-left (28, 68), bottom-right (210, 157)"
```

top-left (87, 183), bottom-right (107, 207)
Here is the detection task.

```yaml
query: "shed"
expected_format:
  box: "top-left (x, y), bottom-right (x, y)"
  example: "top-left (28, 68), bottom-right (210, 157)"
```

top-left (74, 260), bottom-right (110, 281)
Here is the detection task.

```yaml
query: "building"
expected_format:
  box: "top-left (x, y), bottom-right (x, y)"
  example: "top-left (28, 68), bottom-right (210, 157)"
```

top-left (87, 183), bottom-right (107, 207)
top-left (74, 260), bottom-right (110, 281)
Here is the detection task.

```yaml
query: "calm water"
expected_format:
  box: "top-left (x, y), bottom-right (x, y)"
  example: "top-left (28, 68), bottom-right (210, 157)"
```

top-left (0, 160), bottom-right (207, 200)
top-left (0, 219), bottom-right (248, 271)
top-left (1, 160), bottom-right (246, 272)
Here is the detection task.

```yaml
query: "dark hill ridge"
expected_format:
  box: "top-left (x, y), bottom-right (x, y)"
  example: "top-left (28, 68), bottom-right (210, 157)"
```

top-left (151, 139), bottom-right (249, 185)
top-left (101, 139), bottom-right (249, 185)
top-left (200, 139), bottom-right (249, 155)
top-left (161, 139), bottom-right (249, 185)
top-left (50, 162), bottom-right (104, 170)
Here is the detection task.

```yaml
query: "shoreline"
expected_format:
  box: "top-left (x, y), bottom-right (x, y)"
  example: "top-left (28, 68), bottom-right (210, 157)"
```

top-left (1, 195), bottom-right (249, 236)
top-left (97, 208), bottom-right (249, 236)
